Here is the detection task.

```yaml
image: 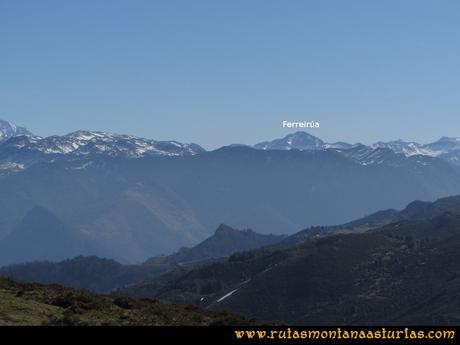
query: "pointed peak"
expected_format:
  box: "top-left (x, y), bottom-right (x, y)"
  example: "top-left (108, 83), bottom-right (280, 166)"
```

top-left (0, 119), bottom-right (33, 141)
top-left (286, 131), bottom-right (317, 137)
top-left (22, 206), bottom-right (60, 221)
top-left (254, 131), bottom-right (324, 151)
top-left (215, 224), bottom-right (238, 235)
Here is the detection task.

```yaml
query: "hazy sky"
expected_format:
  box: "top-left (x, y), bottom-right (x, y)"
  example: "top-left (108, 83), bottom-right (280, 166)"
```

top-left (1, 0), bottom-right (459, 149)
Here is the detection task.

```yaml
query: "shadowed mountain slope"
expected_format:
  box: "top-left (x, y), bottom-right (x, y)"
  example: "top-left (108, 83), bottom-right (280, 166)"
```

top-left (119, 200), bottom-right (460, 325)
top-left (0, 207), bottom-right (105, 265)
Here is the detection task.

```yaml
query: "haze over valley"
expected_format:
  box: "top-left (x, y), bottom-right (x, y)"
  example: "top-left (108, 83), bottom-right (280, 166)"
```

top-left (1, 119), bottom-right (460, 264)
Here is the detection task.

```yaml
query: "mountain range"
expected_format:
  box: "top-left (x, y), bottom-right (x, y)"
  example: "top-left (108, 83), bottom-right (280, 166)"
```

top-left (254, 131), bottom-right (460, 166)
top-left (0, 121), bottom-right (204, 174)
top-left (1, 119), bottom-right (460, 174)
top-left (1, 119), bottom-right (460, 264)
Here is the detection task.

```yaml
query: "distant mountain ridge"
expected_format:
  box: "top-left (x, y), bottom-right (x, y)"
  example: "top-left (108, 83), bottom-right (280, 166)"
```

top-left (343, 194), bottom-right (460, 229)
top-left (253, 131), bottom-right (460, 166)
top-left (0, 256), bottom-right (169, 293)
top-left (1, 118), bottom-right (460, 175)
top-left (0, 119), bottom-right (205, 174)
top-left (145, 224), bottom-right (286, 265)
top-left (0, 225), bottom-right (285, 292)
top-left (278, 194), bottom-right (460, 246)
top-left (6, 130), bottom-right (205, 158)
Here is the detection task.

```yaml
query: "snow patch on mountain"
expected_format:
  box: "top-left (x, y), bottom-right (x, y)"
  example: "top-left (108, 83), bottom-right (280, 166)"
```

top-left (254, 131), bottom-right (325, 151)
top-left (1, 130), bottom-right (205, 158)
top-left (372, 140), bottom-right (437, 157)
top-left (0, 124), bottom-right (205, 172)
top-left (216, 289), bottom-right (238, 303)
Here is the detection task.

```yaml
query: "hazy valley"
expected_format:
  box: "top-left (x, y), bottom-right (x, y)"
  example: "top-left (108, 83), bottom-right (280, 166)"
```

top-left (1, 121), bottom-right (460, 263)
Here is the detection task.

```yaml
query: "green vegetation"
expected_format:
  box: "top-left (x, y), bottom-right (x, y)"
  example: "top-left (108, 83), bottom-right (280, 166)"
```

top-left (0, 278), bottom-right (252, 326)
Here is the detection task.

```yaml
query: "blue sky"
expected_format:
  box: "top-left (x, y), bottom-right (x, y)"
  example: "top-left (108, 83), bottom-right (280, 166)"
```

top-left (1, 0), bottom-right (459, 149)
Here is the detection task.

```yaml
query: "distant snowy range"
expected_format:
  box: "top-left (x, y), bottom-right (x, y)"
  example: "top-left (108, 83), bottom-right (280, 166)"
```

top-left (1, 118), bottom-right (460, 264)
top-left (1, 119), bottom-right (460, 175)
top-left (254, 131), bottom-right (460, 165)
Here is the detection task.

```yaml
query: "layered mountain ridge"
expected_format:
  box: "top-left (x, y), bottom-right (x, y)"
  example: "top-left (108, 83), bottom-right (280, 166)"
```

top-left (0, 224), bottom-right (284, 292)
top-left (1, 119), bottom-right (460, 174)
top-left (117, 195), bottom-right (460, 325)
top-left (0, 119), bottom-right (460, 264)
top-left (2, 195), bottom-right (460, 324)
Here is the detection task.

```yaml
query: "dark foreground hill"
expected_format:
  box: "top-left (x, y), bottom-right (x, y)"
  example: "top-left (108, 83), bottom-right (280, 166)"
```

top-left (0, 277), bottom-right (252, 326)
top-left (120, 221), bottom-right (460, 325)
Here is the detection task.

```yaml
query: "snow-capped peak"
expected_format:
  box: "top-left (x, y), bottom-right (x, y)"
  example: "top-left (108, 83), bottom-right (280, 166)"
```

top-left (254, 131), bottom-right (325, 151)
top-left (0, 119), bottom-right (33, 142)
